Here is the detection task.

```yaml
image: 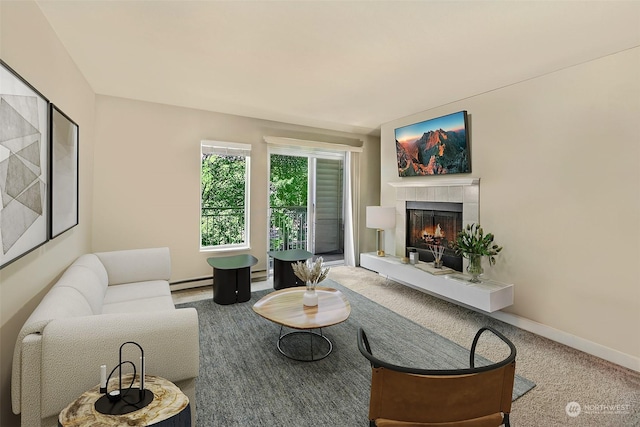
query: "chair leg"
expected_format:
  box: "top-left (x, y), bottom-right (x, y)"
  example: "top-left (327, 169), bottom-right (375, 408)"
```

top-left (503, 413), bottom-right (510, 427)
top-left (370, 420), bottom-right (376, 427)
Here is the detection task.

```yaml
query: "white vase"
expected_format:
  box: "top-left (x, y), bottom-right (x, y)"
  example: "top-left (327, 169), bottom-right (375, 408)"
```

top-left (303, 280), bottom-right (318, 306)
top-left (303, 290), bottom-right (318, 306)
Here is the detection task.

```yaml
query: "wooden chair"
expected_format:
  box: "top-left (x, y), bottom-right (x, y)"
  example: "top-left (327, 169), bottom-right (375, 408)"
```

top-left (358, 326), bottom-right (516, 427)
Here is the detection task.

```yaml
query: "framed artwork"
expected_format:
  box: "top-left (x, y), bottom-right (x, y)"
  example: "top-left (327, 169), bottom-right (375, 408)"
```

top-left (50, 104), bottom-right (79, 239)
top-left (395, 111), bottom-right (471, 176)
top-left (0, 60), bottom-right (50, 269)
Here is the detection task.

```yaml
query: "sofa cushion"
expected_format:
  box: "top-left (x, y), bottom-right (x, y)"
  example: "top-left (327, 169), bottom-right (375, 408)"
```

top-left (103, 280), bottom-right (171, 305)
top-left (102, 296), bottom-right (175, 314)
top-left (96, 247), bottom-right (171, 285)
top-left (27, 286), bottom-right (93, 322)
top-left (55, 265), bottom-right (108, 314)
top-left (69, 254), bottom-right (109, 286)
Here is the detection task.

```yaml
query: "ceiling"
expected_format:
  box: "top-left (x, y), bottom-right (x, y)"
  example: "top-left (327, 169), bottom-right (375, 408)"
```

top-left (36, 1), bottom-right (640, 135)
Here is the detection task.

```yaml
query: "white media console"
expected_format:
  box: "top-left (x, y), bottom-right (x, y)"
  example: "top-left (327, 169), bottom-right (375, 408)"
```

top-left (360, 252), bottom-right (513, 313)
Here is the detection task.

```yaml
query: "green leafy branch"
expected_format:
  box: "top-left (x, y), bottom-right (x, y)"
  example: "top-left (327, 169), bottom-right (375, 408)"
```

top-left (454, 223), bottom-right (503, 265)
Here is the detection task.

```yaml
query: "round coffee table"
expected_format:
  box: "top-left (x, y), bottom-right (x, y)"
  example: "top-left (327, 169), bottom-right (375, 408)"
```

top-left (252, 287), bottom-right (351, 361)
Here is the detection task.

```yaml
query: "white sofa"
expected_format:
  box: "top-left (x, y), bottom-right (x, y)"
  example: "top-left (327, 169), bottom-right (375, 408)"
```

top-left (11, 247), bottom-right (199, 427)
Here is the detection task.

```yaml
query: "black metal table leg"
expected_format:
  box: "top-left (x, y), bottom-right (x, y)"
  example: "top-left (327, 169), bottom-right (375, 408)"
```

top-left (276, 325), bottom-right (332, 362)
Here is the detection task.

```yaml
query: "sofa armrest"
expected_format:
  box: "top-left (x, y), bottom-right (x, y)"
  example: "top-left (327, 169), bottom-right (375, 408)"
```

top-left (37, 308), bottom-right (198, 418)
top-left (14, 334), bottom-right (42, 426)
top-left (95, 247), bottom-right (171, 285)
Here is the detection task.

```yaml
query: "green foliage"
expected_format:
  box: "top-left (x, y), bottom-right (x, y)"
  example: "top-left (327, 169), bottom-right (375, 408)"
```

top-left (201, 154), bottom-right (246, 208)
top-left (269, 155), bottom-right (308, 207)
top-left (269, 155), bottom-right (308, 250)
top-left (201, 153), bottom-right (247, 247)
top-left (454, 223), bottom-right (503, 265)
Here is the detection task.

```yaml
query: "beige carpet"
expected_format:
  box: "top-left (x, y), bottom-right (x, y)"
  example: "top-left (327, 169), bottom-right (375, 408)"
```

top-left (328, 266), bottom-right (640, 427)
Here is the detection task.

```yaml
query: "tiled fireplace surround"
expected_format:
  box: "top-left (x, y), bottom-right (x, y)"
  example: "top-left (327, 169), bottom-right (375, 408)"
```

top-left (389, 178), bottom-right (480, 260)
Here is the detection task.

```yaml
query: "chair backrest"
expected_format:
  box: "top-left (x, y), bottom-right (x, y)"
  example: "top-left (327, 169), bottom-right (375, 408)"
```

top-left (358, 326), bottom-right (516, 427)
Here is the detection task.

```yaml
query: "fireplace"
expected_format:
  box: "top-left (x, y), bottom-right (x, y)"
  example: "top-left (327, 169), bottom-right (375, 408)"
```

top-left (390, 179), bottom-right (479, 272)
top-left (406, 201), bottom-right (463, 271)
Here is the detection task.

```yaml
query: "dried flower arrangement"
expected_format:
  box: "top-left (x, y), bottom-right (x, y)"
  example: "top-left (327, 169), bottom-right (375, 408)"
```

top-left (291, 257), bottom-right (330, 284)
top-left (428, 244), bottom-right (446, 268)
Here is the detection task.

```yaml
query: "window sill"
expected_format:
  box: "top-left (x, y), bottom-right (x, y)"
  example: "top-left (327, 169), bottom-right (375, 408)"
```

top-left (200, 244), bottom-right (251, 254)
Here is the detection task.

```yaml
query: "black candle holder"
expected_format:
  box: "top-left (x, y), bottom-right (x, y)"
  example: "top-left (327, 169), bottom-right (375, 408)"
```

top-left (94, 341), bottom-right (154, 415)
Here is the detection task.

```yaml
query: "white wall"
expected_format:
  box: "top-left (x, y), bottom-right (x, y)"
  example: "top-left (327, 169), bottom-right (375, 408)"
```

top-left (0, 2), bottom-right (96, 425)
top-left (92, 95), bottom-right (380, 283)
top-left (380, 48), bottom-right (640, 365)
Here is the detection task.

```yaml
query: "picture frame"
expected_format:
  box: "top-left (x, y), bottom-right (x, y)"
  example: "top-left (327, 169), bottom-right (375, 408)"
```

top-left (50, 104), bottom-right (79, 239)
top-left (0, 60), bottom-right (50, 269)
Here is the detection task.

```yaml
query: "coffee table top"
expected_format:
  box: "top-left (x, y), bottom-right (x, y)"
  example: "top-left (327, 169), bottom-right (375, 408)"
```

top-left (253, 287), bottom-right (350, 330)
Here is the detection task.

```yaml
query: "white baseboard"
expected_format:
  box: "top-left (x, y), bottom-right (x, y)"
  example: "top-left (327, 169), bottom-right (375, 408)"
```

top-left (170, 270), bottom-right (269, 292)
top-left (373, 269), bottom-right (640, 373)
top-left (490, 310), bottom-right (640, 373)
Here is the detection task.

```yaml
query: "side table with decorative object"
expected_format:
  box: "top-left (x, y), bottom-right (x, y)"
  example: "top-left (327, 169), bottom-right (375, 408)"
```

top-left (58, 374), bottom-right (190, 427)
top-left (267, 249), bottom-right (313, 290)
top-left (253, 286), bottom-right (351, 361)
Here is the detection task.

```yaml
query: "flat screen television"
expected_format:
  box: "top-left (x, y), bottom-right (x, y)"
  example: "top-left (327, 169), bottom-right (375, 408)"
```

top-left (395, 110), bottom-right (470, 176)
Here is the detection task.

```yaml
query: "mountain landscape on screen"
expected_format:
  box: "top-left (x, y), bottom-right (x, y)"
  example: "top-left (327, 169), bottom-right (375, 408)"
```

top-left (395, 111), bottom-right (471, 176)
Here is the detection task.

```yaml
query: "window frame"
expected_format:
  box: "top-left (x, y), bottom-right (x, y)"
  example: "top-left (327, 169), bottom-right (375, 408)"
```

top-left (200, 140), bottom-right (251, 252)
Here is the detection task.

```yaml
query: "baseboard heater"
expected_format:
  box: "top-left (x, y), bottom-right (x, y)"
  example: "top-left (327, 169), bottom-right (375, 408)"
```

top-left (170, 269), bottom-right (268, 291)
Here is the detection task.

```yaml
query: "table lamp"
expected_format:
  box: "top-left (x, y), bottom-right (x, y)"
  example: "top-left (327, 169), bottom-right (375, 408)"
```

top-left (366, 206), bottom-right (396, 256)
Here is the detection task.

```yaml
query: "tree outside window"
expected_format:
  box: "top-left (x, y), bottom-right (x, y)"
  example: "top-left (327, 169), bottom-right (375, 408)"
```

top-left (200, 142), bottom-right (250, 249)
top-left (269, 154), bottom-right (308, 251)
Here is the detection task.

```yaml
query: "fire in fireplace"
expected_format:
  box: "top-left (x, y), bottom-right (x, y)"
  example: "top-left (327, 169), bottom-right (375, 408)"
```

top-left (406, 201), bottom-right (463, 271)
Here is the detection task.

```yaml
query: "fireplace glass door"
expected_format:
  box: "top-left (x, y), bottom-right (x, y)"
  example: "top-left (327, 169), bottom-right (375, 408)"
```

top-left (406, 201), bottom-right (463, 271)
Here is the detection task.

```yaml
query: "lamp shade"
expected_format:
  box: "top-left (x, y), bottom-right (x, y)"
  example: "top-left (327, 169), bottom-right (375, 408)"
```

top-left (366, 206), bottom-right (396, 229)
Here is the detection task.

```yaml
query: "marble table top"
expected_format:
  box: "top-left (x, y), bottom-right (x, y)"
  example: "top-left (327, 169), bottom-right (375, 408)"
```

top-left (59, 374), bottom-right (189, 426)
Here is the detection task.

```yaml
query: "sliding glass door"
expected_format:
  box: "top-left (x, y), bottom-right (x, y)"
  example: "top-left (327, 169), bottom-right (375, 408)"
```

top-left (312, 157), bottom-right (344, 256)
top-left (268, 150), bottom-right (345, 263)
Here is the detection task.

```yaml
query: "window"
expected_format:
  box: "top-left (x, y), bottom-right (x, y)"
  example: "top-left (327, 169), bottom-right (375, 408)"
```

top-left (200, 141), bottom-right (251, 250)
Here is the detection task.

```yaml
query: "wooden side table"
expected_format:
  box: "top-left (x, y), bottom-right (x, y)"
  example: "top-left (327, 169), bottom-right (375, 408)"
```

top-left (58, 374), bottom-right (190, 426)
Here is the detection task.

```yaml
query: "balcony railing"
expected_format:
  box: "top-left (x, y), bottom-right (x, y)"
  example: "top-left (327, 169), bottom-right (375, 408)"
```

top-left (201, 206), bottom-right (245, 246)
top-left (200, 205), bottom-right (307, 251)
top-left (269, 206), bottom-right (307, 251)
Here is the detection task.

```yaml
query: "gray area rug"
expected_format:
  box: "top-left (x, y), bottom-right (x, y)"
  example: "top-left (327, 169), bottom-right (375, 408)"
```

top-left (178, 279), bottom-right (535, 426)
